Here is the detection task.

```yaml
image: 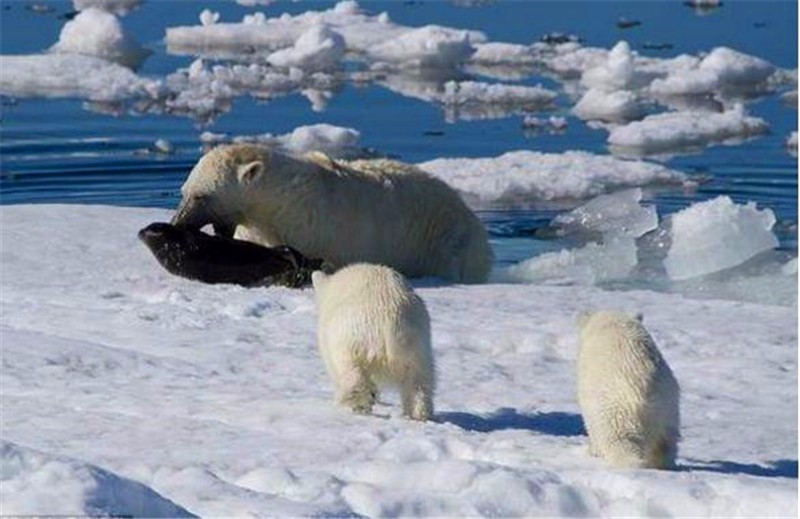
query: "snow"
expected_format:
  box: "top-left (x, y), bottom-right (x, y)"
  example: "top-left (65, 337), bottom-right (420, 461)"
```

top-left (50, 8), bottom-right (151, 69)
top-left (200, 123), bottom-right (363, 157)
top-left (0, 54), bottom-right (161, 102)
top-left (1, 204), bottom-right (796, 517)
top-left (1, 441), bottom-right (193, 517)
top-left (608, 105), bottom-right (769, 156)
top-left (73, 0), bottom-right (142, 16)
top-left (267, 24), bottom-right (346, 71)
top-left (664, 196), bottom-right (779, 281)
top-left (419, 150), bottom-right (687, 205)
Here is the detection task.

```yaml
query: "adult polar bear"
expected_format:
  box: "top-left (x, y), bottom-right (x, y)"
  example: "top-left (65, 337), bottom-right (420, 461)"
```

top-left (171, 144), bottom-right (492, 283)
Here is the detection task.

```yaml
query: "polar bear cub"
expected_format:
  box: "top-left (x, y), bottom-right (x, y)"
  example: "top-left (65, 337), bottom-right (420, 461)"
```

top-left (312, 264), bottom-right (435, 420)
top-left (577, 311), bottom-right (680, 469)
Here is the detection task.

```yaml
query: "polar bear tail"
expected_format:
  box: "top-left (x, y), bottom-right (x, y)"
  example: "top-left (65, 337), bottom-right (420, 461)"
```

top-left (458, 218), bottom-right (493, 284)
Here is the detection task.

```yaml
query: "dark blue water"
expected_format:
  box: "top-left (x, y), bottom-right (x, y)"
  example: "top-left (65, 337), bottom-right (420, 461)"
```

top-left (1, 0), bottom-right (797, 265)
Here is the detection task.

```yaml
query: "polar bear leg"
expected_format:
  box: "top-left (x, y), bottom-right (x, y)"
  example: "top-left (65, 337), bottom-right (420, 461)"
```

top-left (400, 372), bottom-right (434, 421)
top-left (336, 367), bottom-right (377, 415)
top-left (602, 436), bottom-right (650, 468)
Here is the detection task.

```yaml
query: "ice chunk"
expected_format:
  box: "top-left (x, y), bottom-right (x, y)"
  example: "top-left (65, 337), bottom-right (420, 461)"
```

top-left (0, 54), bottom-right (160, 101)
top-left (581, 41), bottom-right (646, 91)
top-left (649, 47), bottom-right (774, 97)
top-left (470, 42), bottom-right (537, 65)
top-left (608, 105), bottom-right (768, 156)
top-left (236, 0), bottom-right (276, 6)
top-left (368, 26), bottom-right (476, 69)
top-left (437, 80), bottom-right (556, 121)
top-left (664, 196), bottom-right (779, 280)
top-left (72, 0), bottom-right (142, 16)
top-left (200, 124), bottom-right (363, 157)
top-left (786, 131), bottom-right (798, 157)
top-left (50, 8), bottom-right (150, 70)
top-left (200, 9), bottom-right (220, 27)
top-left (553, 188), bottom-right (658, 238)
top-left (267, 24), bottom-right (346, 71)
top-left (419, 150), bottom-right (686, 204)
top-left (572, 88), bottom-right (645, 122)
top-left (506, 237), bottom-right (638, 285)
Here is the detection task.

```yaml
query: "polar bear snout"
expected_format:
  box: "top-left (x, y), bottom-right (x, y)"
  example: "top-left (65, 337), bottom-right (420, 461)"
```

top-left (171, 196), bottom-right (212, 230)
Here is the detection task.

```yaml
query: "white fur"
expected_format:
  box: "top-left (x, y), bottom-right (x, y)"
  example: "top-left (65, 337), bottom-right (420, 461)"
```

top-left (312, 264), bottom-right (435, 420)
top-left (577, 311), bottom-right (680, 469)
top-left (176, 145), bottom-right (492, 283)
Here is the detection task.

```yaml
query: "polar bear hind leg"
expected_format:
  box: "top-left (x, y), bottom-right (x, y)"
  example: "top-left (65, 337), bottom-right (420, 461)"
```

top-left (335, 365), bottom-right (378, 415)
top-left (400, 370), bottom-right (434, 421)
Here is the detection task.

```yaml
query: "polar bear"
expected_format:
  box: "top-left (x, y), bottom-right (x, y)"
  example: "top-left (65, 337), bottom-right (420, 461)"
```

top-left (312, 263), bottom-right (435, 420)
top-left (170, 145), bottom-right (492, 283)
top-left (577, 311), bottom-right (680, 469)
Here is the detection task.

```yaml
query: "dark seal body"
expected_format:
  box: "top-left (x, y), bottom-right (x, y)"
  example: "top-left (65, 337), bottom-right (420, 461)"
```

top-left (138, 223), bottom-right (322, 288)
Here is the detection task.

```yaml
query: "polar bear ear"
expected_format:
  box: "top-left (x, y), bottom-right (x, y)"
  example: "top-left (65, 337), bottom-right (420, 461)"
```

top-left (311, 270), bottom-right (328, 291)
top-left (237, 161), bottom-right (265, 185)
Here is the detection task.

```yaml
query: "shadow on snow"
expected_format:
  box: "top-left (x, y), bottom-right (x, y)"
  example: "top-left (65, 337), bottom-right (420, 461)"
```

top-left (436, 407), bottom-right (586, 437)
top-left (682, 459), bottom-right (798, 479)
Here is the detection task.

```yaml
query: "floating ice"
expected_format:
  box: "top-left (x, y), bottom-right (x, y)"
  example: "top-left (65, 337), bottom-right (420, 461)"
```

top-left (664, 196), bottom-right (779, 280)
top-left (787, 131), bottom-right (798, 157)
top-left (437, 80), bottom-right (556, 121)
top-left (368, 25), bottom-right (476, 69)
top-left (506, 237), bottom-right (638, 285)
top-left (649, 47), bottom-right (774, 97)
top-left (419, 150), bottom-right (686, 204)
top-left (200, 123), bottom-right (363, 157)
top-left (521, 115), bottom-right (567, 132)
top-left (0, 54), bottom-right (161, 101)
top-left (572, 88), bottom-right (645, 122)
top-left (267, 24), bottom-right (346, 71)
top-left (50, 8), bottom-right (151, 69)
top-left (236, 0), bottom-right (276, 6)
top-left (199, 9), bottom-right (220, 27)
top-left (608, 105), bottom-right (768, 156)
top-left (552, 188), bottom-right (658, 239)
top-left (581, 41), bottom-right (647, 91)
top-left (470, 42), bottom-right (537, 65)
top-left (72, 0), bottom-right (142, 16)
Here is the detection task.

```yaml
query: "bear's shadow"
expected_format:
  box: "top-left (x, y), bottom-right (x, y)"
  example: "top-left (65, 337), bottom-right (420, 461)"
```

top-left (681, 459), bottom-right (798, 478)
top-left (436, 407), bottom-right (586, 437)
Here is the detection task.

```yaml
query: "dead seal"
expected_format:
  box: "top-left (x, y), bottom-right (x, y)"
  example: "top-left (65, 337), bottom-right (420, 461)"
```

top-left (138, 222), bottom-right (323, 288)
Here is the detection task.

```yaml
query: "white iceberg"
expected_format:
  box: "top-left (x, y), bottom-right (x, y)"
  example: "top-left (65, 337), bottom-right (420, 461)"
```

top-left (201, 123), bottom-right (363, 157)
top-left (50, 8), bottom-right (150, 69)
top-left (572, 88), bottom-right (645, 122)
top-left (608, 105), bottom-right (768, 156)
top-left (419, 150), bottom-right (686, 204)
top-left (664, 196), bottom-right (779, 280)
top-left (368, 25), bottom-right (476, 69)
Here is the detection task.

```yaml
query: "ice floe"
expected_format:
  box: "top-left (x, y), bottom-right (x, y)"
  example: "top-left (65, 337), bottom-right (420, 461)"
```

top-left (50, 8), bottom-right (151, 69)
top-left (608, 105), bottom-right (768, 156)
top-left (0, 54), bottom-right (161, 102)
top-left (72, 0), bottom-right (143, 16)
top-left (200, 123), bottom-right (364, 157)
top-left (266, 24), bottom-right (346, 71)
top-left (419, 150), bottom-right (687, 205)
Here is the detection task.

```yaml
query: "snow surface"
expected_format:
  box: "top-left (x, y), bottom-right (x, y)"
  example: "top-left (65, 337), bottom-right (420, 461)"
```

top-left (419, 150), bottom-right (687, 205)
top-left (1, 204), bottom-right (796, 517)
top-left (608, 105), bottom-right (769, 156)
top-left (50, 8), bottom-right (151, 69)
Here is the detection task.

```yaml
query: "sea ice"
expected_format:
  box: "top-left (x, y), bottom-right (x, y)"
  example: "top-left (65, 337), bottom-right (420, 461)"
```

top-left (368, 25), bottom-right (476, 69)
top-left (0, 54), bottom-right (161, 102)
top-left (50, 8), bottom-right (151, 69)
top-left (572, 88), bottom-right (645, 122)
top-left (72, 0), bottom-right (142, 16)
top-left (200, 123), bottom-right (363, 157)
top-left (787, 131), bottom-right (798, 157)
top-left (266, 24), bottom-right (346, 71)
top-left (552, 188), bottom-right (658, 239)
top-left (419, 150), bottom-right (686, 204)
top-left (608, 105), bottom-right (768, 156)
top-left (664, 196), bottom-right (779, 280)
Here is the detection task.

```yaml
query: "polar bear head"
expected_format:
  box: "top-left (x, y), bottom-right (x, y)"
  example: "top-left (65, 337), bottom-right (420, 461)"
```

top-left (171, 144), bottom-right (276, 238)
